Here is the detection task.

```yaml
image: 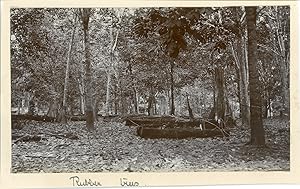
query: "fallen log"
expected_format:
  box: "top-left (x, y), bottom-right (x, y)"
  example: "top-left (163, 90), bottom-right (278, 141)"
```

top-left (125, 116), bottom-right (185, 126)
top-left (13, 135), bottom-right (42, 143)
top-left (102, 115), bottom-right (120, 122)
top-left (12, 132), bottom-right (79, 143)
top-left (11, 114), bottom-right (56, 122)
top-left (123, 115), bottom-right (174, 124)
top-left (70, 115), bottom-right (86, 121)
top-left (70, 115), bottom-right (120, 122)
top-left (125, 116), bottom-right (223, 129)
top-left (12, 134), bottom-right (23, 140)
top-left (137, 127), bottom-right (230, 139)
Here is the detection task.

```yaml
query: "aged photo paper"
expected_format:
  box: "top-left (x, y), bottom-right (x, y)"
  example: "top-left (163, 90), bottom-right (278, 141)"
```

top-left (1, 0), bottom-right (300, 188)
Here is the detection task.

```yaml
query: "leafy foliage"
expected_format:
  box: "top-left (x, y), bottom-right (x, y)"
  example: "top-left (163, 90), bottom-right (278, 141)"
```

top-left (10, 6), bottom-right (290, 173)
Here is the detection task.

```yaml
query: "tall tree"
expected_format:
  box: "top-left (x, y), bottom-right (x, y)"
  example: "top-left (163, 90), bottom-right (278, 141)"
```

top-left (105, 26), bottom-right (119, 115)
top-left (61, 11), bottom-right (77, 123)
top-left (261, 6), bottom-right (290, 116)
top-left (245, 6), bottom-right (265, 145)
top-left (80, 8), bottom-right (94, 130)
top-left (230, 7), bottom-right (250, 126)
top-left (186, 93), bottom-right (194, 119)
top-left (169, 60), bottom-right (175, 115)
top-left (214, 65), bottom-right (225, 121)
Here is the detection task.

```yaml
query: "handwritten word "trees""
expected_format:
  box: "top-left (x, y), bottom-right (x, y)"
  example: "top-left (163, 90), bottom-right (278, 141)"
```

top-left (120, 178), bottom-right (139, 187)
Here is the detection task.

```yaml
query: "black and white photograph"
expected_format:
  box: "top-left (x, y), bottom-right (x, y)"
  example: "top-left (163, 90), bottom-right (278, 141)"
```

top-left (9, 5), bottom-right (291, 175)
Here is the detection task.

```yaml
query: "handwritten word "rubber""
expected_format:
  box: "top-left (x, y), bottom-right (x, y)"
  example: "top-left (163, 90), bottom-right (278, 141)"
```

top-left (69, 176), bottom-right (102, 187)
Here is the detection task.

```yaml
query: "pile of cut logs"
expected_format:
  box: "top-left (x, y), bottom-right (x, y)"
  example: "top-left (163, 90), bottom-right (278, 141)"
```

top-left (123, 115), bottom-right (230, 139)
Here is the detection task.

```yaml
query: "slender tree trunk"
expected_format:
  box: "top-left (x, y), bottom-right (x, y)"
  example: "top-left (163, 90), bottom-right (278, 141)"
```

top-left (263, 98), bottom-right (268, 118)
top-left (231, 7), bottom-right (250, 127)
top-left (262, 91), bottom-right (269, 118)
top-left (240, 58), bottom-right (250, 125)
top-left (93, 99), bottom-right (98, 121)
top-left (121, 95), bottom-right (127, 115)
top-left (154, 98), bottom-right (157, 115)
top-left (166, 90), bottom-right (170, 114)
top-left (274, 7), bottom-right (289, 116)
top-left (242, 33), bottom-right (251, 122)
top-left (28, 99), bottom-right (35, 115)
top-left (47, 103), bottom-right (53, 117)
top-left (78, 58), bottom-right (86, 115)
top-left (127, 63), bottom-right (138, 114)
top-left (105, 25), bottom-right (119, 116)
top-left (17, 99), bottom-right (21, 115)
top-left (198, 96), bottom-right (202, 116)
top-left (178, 93), bottom-right (182, 115)
top-left (235, 68), bottom-right (242, 115)
top-left (215, 66), bottom-right (225, 121)
top-left (47, 99), bottom-right (59, 120)
top-left (268, 97), bottom-right (272, 117)
top-left (136, 90), bottom-right (139, 114)
top-left (78, 78), bottom-right (85, 115)
top-left (120, 90), bottom-right (124, 115)
top-left (21, 99), bottom-right (25, 114)
top-left (105, 71), bottom-right (111, 115)
top-left (61, 14), bottom-right (76, 123)
top-left (147, 87), bottom-right (155, 116)
top-left (133, 87), bottom-right (138, 114)
top-left (246, 6), bottom-right (265, 145)
top-left (80, 8), bottom-right (94, 130)
top-left (105, 27), bottom-right (114, 116)
top-left (114, 91), bottom-right (118, 115)
top-left (115, 78), bottom-right (121, 115)
top-left (276, 55), bottom-right (289, 116)
top-left (239, 35), bottom-right (250, 126)
top-left (70, 100), bottom-right (74, 116)
top-left (186, 93), bottom-right (194, 119)
top-left (170, 61), bottom-right (175, 115)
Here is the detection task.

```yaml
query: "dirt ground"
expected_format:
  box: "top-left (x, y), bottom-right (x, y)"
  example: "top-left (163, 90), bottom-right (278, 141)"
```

top-left (11, 117), bottom-right (289, 173)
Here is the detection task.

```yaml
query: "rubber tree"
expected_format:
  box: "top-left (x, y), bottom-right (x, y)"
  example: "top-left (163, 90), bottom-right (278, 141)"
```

top-left (61, 11), bottom-right (77, 123)
top-left (230, 7), bottom-right (250, 126)
top-left (245, 6), bottom-right (265, 145)
top-left (79, 8), bottom-right (94, 130)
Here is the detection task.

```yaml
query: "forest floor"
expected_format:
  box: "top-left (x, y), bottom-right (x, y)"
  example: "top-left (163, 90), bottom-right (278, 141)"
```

top-left (11, 117), bottom-right (289, 173)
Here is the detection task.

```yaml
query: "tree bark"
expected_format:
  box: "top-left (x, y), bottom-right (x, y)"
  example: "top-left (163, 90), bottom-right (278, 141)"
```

top-left (186, 93), bottom-right (194, 119)
top-left (133, 87), bottom-right (138, 114)
top-left (114, 90), bottom-right (118, 115)
top-left (246, 6), bottom-right (265, 145)
top-left (279, 57), bottom-right (289, 116)
top-left (136, 90), bottom-right (140, 114)
top-left (78, 77), bottom-right (85, 115)
top-left (166, 90), bottom-right (170, 115)
top-left (28, 99), bottom-right (35, 115)
top-left (105, 71), bottom-right (111, 115)
top-left (215, 66), bottom-right (225, 121)
top-left (231, 7), bottom-right (250, 127)
top-left (61, 13), bottom-right (76, 123)
top-left (93, 99), bottom-right (98, 121)
top-left (105, 25), bottom-right (119, 116)
top-left (147, 87), bottom-right (155, 116)
top-left (80, 8), bottom-right (94, 130)
top-left (128, 63), bottom-right (139, 114)
top-left (274, 7), bottom-right (289, 116)
top-left (47, 99), bottom-right (59, 120)
top-left (170, 61), bottom-right (175, 115)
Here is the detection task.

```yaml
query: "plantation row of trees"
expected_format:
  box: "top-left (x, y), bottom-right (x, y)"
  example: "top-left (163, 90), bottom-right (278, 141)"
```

top-left (11, 6), bottom-right (290, 144)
